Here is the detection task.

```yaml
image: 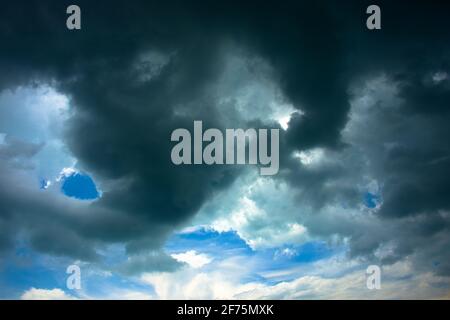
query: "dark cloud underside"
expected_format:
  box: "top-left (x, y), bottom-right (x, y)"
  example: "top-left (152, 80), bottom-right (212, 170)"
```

top-left (0, 0), bottom-right (450, 276)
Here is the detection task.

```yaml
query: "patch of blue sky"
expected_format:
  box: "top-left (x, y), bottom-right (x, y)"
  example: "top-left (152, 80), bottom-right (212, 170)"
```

top-left (0, 245), bottom-right (71, 299)
top-left (2, 228), bottom-right (347, 298)
top-left (80, 268), bottom-right (154, 299)
top-left (165, 227), bottom-right (253, 258)
top-left (165, 226), bottom-right (343, 285)
top-left (0, 243), bottom-right (153, 299)
top-left (61, 172), bottom-right (99, 200)
top-left (167, 227), bottom-right (335, 262)
top-left (364, 192), bottom-right (381, 208)
top-left (274, 241), bottom-right (335, 264)
top-left (252, 242), bottom-right (337, 275)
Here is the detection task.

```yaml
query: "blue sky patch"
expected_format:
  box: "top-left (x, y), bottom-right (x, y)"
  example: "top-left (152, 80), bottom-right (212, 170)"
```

top-left (364, 192), bottom-right (380, 208)
top-left (61, 172), bottom-right (99, 200)
top-left (166, 227), bottom-right (253, 258)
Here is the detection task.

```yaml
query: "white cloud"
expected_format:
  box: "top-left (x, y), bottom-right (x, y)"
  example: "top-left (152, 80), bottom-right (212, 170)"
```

top-left (178, 225), bottom-right (209, 234)
top-left (141, 256), bottom-right (450, 300)
top-left (277, 114), bottom-right (291, 130)
top-left (211, 196), bottom-right (264, 234)
top-left (57, 167), bottom-right (76, 181)
top-left (208, 47), bottom-right (298, 130)
top-left (0, 85), bottom-right (70, 142)
top-left (246, 223), bottom-right (307, 249)
top-left (21, 288), bottom-right (76, 300)
top-left (274, 247), bottom-right (298, 259)
top-left (171, 250), bottom-right (212, 269)
top-left (141, 258), bottom-right (260, 299)
top-left (0, 85), bottom-right (75, 181)
top-left (202, 177), bottom-right (308, 249)
top-left (19, 283), bottom-right (153, 300)
top-left (293, 148), bottom-right (325, 166)
top-left (272, 104), bottom-right (297, 130)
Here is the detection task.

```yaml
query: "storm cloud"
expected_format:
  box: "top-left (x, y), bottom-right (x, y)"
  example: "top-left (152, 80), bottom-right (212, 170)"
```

top-left (1, 0), bottom-right (450, 281)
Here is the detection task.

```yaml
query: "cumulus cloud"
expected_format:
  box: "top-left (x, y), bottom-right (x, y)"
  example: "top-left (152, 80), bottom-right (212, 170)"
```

top-left (142, 256), bottom-right (450, 299)
top-left (21, 288), bottom-right (76, 300)
top-left (141, 256), bottom-right (259, 299)
top-left (200, 177), bottom-right (308, 249)
top-left (171, 250), bottom-right (212, 269)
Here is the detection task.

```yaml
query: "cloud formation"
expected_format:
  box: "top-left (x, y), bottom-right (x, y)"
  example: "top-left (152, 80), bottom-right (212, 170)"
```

top-left (1, 1), bottom-right (450, 296)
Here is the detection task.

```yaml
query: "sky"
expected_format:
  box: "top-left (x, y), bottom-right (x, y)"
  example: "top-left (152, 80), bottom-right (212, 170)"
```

top-left (1, 0), bottom-right (450, 299)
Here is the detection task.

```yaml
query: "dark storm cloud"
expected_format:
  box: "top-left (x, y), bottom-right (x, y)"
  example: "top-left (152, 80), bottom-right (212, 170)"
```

top-left (0, 0), bottom-right (250, 263)
top-left (262, 1), bottom-right (450, 275)
top-left (1, 0), bottom-right (450, 276)
top-left (291, 72), bottom-right (450, 275)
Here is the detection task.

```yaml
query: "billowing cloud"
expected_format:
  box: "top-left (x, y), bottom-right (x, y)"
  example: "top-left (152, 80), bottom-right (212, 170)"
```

top-left (1, 0), bottom-right (450, 298)
top-left (171, 250), bottom-right (212, 268)
top-left (141, 256), bottom-right (449, 299)
top-left (21, 288), bottom-right (76, 300)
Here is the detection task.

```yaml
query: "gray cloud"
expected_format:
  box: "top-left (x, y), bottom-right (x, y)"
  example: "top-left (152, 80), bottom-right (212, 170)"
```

top-left (0, 0), bottom-right (450, 279)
